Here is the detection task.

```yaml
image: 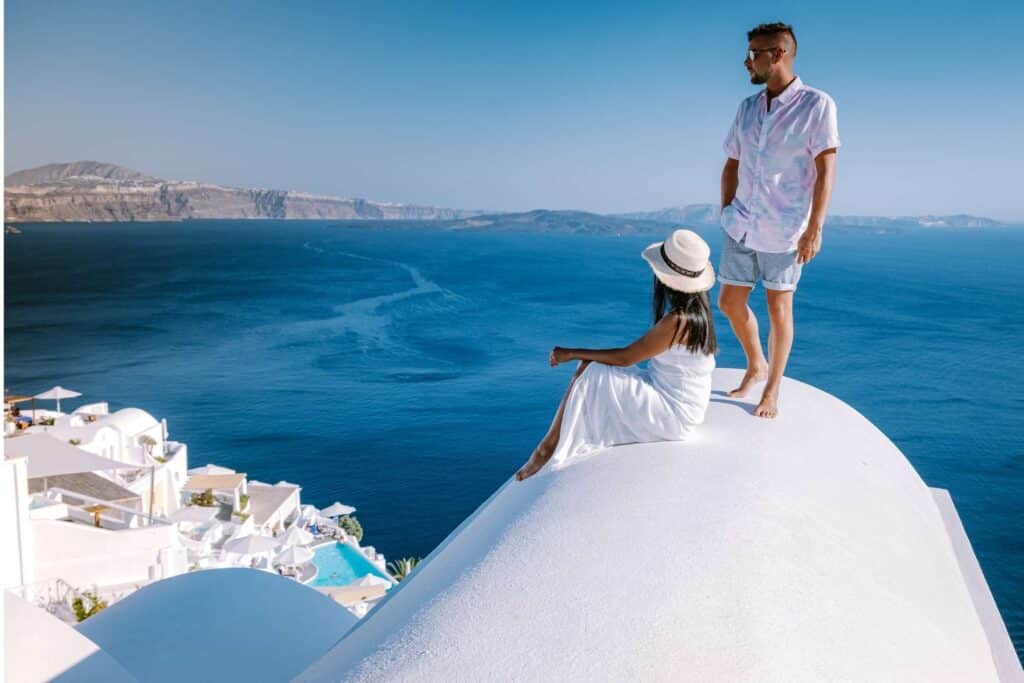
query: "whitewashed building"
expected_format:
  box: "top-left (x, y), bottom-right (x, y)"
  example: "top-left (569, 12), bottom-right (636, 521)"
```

top-left (23, 403), bottom-right (189, 518)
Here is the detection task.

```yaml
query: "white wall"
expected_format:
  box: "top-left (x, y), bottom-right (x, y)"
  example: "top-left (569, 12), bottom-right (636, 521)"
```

top-left (81, 426), bottom-right (121, 462)
top-left (118, 442), bottom-right (189, 517)
top-left (260, 487), bottom-right (301, 533)
top-left (0, 457), bottom-right (35, 590)
top-left (32, 517), bottom-right (180, 588)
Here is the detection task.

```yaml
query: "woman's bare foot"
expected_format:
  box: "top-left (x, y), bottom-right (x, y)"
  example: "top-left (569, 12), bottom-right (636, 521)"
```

top-left (515, 442), bottom-right (555, 481)
top-left (753, 389), bottom-right (779, 419)
top-left (728, 362), bottom-right (769, 398)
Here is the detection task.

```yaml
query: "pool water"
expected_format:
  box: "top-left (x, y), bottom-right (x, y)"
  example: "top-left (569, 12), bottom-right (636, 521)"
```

top-left (309, 542), bottom-right (392, 587)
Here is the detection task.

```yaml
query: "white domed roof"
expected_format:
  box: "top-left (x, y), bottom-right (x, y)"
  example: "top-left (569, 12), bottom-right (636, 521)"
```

top-left (79, 569), bottom-right (357, 682)
top-left (103, 407), bottom-right (159, 435)
top-left (299, 370), bottom-right (1006, 682)
top-left (5, 591), bottom-right (134, 682)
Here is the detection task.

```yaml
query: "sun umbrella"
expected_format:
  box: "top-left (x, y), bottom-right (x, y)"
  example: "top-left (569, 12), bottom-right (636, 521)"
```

top-left (315, 515), bottom-right (339, 528)
top-left (320, 502), bottom-right (356, 518)
top-left (351, 573), bottom-right (393, 588)
top-left (167, 506), bottom-right (220, 525)
top-left (326, 584), bottom-right (388, 606)
top-left (274, 544), bottom-right (314, 566)
top-left (33, 386), bottom-right (82, 413)
top-left (188, 464), bottom-right (236, 476)
top-left (278, 525), bottom-right (314, 547)
top-left (223, 534), bottom-right (279, 556)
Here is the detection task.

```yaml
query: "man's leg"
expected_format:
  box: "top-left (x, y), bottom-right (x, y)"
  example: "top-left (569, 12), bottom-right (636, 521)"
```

top-left (718, 284), bottom-right (769, 397)
top-left (717, 231), bottom-right (768, 397)
top-left (755, 289), bottom-right (794, 418)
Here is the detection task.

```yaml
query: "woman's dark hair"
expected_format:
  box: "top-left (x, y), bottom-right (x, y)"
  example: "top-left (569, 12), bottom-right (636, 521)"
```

top-left (652, 277), bottom-right (717, 355)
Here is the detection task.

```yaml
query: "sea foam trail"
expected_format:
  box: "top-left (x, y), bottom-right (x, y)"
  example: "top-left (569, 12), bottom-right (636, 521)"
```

top-left (272, 246), bottom-right (461, 350)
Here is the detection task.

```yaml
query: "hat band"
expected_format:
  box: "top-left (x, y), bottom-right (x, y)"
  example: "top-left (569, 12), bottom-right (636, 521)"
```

top-left (660, 244), bottom-right (705, 278)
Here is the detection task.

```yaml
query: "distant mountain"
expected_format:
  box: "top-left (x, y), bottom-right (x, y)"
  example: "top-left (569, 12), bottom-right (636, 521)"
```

top-left (441, 209), bottom-right (675, 235)
top-left (5, 163), bottom-right (1013, 229)
top-left (615, 204), bottom-right (720, 226)
top-left (4, 162), bottom-right (478, 222)
top-left (623, 205), bottom-right (1010, 230)
top-left (829, 214), bottom-right (1006, 228)
top-left (5, 161), bottom-right (159, 186)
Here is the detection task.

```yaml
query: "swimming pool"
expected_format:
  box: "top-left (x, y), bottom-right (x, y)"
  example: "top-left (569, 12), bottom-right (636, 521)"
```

top-left (308, 542), bottom-right (393, 587)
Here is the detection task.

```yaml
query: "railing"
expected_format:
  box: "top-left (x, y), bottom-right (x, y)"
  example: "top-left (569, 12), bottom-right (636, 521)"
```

top-left (10, 575), bottom-right (151, 623)
top-left (165, 440), bottom-right (186, 458)
top-left (44, 487), bottom-right (171, 528)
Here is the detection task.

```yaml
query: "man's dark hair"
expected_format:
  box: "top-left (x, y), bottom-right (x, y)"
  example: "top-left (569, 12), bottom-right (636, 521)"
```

top-left (748, 22), bottom-right (797, 56)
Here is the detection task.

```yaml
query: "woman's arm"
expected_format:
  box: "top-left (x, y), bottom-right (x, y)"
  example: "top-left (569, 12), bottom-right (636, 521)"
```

top-left (551, 314), bottom-right (681, 367)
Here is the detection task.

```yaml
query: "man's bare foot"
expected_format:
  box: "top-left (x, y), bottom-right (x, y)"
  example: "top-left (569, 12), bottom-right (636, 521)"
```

top-left (753, 390), bottom-right (779, 419)
top-left (515, 442), bottom-right (555, 482)
top-left (728, 363), bottom-right (769, 398)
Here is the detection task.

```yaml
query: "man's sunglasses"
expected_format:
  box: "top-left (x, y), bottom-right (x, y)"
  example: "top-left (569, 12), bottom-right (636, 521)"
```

top-left (747, 47), bottom-right (786, 61)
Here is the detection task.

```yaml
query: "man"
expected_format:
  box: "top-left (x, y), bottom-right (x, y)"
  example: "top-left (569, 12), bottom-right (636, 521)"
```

top-left (718, 22), bottom-right (839, 418)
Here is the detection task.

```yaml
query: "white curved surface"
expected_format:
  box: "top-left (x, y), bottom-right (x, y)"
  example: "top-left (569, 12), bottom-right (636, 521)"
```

top-left (103, 407), bottom-right (159, 435)
top-left (78, 569), bottom-right (358, 682)
top-left (300, 369), bottom-right (1003, 682)
top-left (4, 591), bottom-right (135, 682)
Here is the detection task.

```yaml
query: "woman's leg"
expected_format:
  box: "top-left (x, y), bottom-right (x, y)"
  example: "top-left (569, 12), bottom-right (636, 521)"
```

top-left (515, 361), bottom-right (590, 481)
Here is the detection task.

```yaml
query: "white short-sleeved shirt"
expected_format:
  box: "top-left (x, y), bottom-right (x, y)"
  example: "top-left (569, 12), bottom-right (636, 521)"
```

top-left (722, 77), bottom-right (840, 253)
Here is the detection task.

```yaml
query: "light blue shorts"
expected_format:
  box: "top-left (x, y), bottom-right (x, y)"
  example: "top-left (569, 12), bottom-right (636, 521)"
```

top-left (718, 230), bottom-right (802, 292)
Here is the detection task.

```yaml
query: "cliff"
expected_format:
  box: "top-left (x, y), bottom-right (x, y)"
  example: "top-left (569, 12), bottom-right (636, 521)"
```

top-left (4, 162), bottom-right (475, 222)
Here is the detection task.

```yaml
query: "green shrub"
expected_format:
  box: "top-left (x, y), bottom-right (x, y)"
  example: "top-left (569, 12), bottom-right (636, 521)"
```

top-left (387, 557), bottom-right (421, 582)
top-left (68, 438), bottom-right (82, 446)
top-left (339, 515), bottom-right (363, 542)
top-left (238, 493), bottom-right (250, 512)
top-left (190, 489), bottom-right (216, 507)
top-left (71, 591), bottom-right (108, 622)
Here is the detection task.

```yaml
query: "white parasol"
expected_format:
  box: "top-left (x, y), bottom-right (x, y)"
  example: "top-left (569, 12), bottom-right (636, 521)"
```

top-left (33, 386), bottom-right (82, 413)
top-left (223, 534), bottom-right (279, 556)
top-left (274, 544), bottom-right (314, 566)
top-left (320, 501), bottom-right (356, 518)
top-left (351, 573), bottom-right (393, 588)
top-left (278, 525), bottom-right (314, 547)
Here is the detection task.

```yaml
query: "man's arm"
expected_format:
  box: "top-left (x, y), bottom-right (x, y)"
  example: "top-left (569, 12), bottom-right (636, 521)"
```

top-left (797, 149), bottom-right (837, 264)
top-left (721, 158), bottom-right (739, 208)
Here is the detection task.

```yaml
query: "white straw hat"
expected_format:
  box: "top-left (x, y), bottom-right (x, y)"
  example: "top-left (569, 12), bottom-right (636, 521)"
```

top-left (641, 229), bottom-right (716, 293)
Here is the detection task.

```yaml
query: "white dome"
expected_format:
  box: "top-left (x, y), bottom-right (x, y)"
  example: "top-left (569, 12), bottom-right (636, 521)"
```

top-left (104, 407), bottom-right (159, 435)
top-left (78, 569), bottom-right (357, 682)
top-left (5, 591), bottom-right (134, 682)
top-left (299, 370), bottom-right (1007, 682)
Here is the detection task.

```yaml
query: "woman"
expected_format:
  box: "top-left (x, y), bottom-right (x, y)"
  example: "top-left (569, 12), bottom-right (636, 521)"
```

top-left (515, 229), bottom-right (718, 481)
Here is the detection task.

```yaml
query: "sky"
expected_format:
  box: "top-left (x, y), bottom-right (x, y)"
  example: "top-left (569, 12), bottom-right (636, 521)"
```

top-left (5, 0), bottom-right (1023, 220)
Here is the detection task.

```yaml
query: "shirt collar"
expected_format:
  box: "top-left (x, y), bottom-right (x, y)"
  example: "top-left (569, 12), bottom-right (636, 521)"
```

top-left (760, 76), bottom-right (803, 107)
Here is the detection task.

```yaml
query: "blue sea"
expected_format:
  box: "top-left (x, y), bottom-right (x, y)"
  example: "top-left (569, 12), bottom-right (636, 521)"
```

top-left (5, 221), bottom-right (1022, 654)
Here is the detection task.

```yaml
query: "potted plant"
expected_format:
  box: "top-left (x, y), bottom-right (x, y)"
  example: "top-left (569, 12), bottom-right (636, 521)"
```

top-left (387, 557), bottom-right (421, 582)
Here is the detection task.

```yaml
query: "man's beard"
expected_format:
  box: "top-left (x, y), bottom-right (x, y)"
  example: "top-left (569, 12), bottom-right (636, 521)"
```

top-left (749, 72), bottom-right (768, 85)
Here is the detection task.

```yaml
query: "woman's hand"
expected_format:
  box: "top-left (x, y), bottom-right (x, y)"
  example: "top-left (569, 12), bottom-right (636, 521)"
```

top-left (549, 347), bottom-right (573, 367)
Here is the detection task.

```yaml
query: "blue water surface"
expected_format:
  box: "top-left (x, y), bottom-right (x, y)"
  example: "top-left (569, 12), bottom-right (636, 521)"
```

top-left (310, 542), bottom-right (390, 587)
top-left (5, 221), bottom-right (1022, 655)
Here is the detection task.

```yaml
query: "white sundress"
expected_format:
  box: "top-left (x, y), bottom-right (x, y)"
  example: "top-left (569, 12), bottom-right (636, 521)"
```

top-left (549, 344), bottom-right (715, 469)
